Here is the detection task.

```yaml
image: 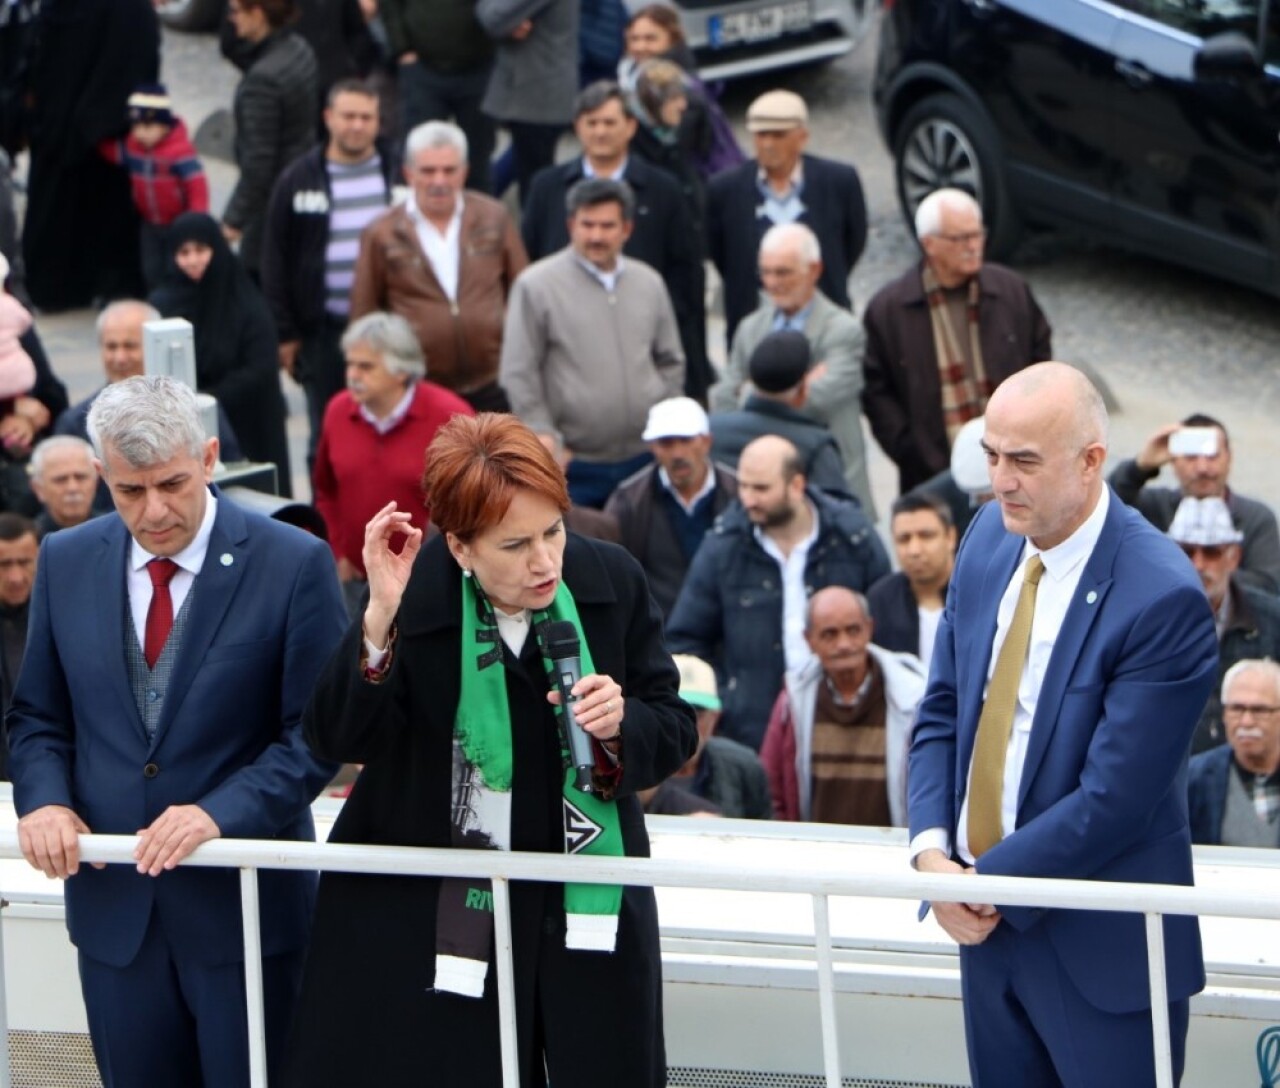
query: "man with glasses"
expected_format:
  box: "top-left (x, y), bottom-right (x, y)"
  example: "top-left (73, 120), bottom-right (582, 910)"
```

top-left (862, 187), bottom-right (1052, 494)
top-left (1112, 412), bottom-right (1280, 594)
top-left (1167, 496), bottom-right (1280, 753)
top-left (1189, 659), bottom-right (1280, 847)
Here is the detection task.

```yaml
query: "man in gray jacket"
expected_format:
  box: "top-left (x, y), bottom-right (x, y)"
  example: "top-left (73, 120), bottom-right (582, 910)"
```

top-left (501, 178), bottom-right (685, 507)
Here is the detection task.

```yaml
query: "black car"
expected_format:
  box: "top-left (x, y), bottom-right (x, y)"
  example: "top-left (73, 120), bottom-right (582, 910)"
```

top-left (874, 0), bottom-right (1280, 294)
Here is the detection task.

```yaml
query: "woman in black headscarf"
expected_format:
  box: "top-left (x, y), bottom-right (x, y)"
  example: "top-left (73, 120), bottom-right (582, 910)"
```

top-left (151, 213), bottom-right (292, 496)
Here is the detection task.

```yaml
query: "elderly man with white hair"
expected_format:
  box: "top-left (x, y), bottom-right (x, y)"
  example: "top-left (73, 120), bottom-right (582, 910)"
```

top-left (349, 120), bottom-right (527, 414)
top-left (712, 221), bottom-right (874, 516)
top-left (1189, 659), bottom-right (1280, 847)
top-left (29, 435), bottom-right (98, 537)
top-left (313, 311), bottom-right (474, 597)
top-left (862, 187), bottom-right (1052, 494)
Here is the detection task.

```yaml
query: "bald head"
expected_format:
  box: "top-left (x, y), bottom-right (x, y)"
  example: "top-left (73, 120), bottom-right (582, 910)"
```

top-left (806, 585), bottom-right (869, 630)
top-left (739, 434), bottom-right (805, 482)
top-left (97, 300), bottom-right (159, 383)
top-left (804, 585), bottom-right (873, 685)
top-left (737, 435), bottom-right (807, 531)
top-left (982, 363), bottom-right (1109, 550)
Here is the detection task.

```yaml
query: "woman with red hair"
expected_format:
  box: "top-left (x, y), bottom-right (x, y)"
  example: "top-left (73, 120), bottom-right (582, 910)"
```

top-left (286, 413), bottom-right (695, 1087)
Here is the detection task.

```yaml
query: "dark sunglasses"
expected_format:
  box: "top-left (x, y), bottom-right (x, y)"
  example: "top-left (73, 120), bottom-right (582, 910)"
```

top-left (1179, 543), bottom-right (1230, 560)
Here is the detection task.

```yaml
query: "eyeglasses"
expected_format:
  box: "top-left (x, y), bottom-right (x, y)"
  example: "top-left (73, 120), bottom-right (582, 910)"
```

top-left (1178, 543), bottom-right (1232, 560)
top-left (1223, 704), bottom-right (1280, 719)
top-left (934, 229), bottom-right (987, 245)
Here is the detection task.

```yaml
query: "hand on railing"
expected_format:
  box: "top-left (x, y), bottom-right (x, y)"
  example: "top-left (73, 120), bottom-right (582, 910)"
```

top-left (16, 804), bottom-right (99, 879)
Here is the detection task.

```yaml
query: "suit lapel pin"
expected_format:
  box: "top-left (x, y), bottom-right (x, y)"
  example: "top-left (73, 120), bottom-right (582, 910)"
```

top-left (220, 553), bottom-right (234, 567)
top-left (1086, 590), bottom-right (1098, 604)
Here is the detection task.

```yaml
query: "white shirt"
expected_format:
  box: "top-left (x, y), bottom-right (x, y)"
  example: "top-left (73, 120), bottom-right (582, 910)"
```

top-left (406, 192), bottom-right (463, 301)
top-left (658, 463), bottom-right (716, 514)
top-left (127, 491), bottom-right (218, 653)
top-left (918, 605), bottom-right (942, 675)
top-left (756, 502), bottom-right (820, 673)
top-left (911, 488), bottom-right (1111, 864)
top-left (583, 156), bottom-right (628, 181)
top-left (574, 252), bottom-right (626, 294)
top-left (359, 382), bottom-right (416, 436)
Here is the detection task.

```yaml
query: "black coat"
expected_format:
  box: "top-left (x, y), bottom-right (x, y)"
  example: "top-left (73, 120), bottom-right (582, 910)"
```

top-left (22, 0), bottom-right (158, 308)
top-left (520, 155), bottom-right (711, 402)
top-left (707, 153), bottom-right (867, 347)
top-left (285, 532), bottom-right (696, 1088)
top-left (151, 214), bottom-right (292, 495)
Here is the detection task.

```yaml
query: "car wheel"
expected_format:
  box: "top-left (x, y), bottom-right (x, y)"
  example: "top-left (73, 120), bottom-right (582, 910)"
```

top-left (893, 93), bottom-right (1020, 260)
top-left (155, 0), bottom-right (224, 32)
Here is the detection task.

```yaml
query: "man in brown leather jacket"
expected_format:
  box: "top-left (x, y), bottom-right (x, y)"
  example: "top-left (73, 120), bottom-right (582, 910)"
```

top-left (349, 120), bottom-right (527, 412)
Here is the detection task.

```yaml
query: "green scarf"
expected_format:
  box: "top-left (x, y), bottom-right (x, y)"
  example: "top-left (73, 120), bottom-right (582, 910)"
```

top-left (433, 575), bottom-right (624, 998)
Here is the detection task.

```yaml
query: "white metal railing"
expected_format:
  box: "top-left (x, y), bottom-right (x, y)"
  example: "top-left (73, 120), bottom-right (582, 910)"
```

top-left (4, 831), bottom-right (1280, 1088)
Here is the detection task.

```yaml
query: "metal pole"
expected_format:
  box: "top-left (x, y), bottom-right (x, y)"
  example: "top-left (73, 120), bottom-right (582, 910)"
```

top-left (0, 897), bottom-right (11, 1088)
top-left (1145, 912), bottom-right (1173, 1088)
top-left (239, 868), bottom-right (268, 1088)
top-left (811, 894), bottom-right (842, 1088)
top-left (491, 878), bottom-right (521, 1087)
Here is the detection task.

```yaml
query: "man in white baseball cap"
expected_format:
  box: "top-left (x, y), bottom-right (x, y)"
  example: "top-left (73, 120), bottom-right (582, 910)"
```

top-left (604, 397), bottom-right (737, 618)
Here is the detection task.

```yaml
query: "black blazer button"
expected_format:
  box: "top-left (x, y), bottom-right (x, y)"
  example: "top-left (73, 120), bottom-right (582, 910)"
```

top-left (143, 763), bottom-right (159, 779)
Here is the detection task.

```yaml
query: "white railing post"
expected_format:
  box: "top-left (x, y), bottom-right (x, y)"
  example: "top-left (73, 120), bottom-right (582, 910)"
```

top-left (239, 868), bottom-right (269, 1088)
top-left (490, 877), bottom-right (521, 1087)
top-left (0, 895), bottom-right (10, 1088)
top-left (1145, 911), bottom-right (1173, 1088)
top-left (811, 894), bottom-right (842, 1088)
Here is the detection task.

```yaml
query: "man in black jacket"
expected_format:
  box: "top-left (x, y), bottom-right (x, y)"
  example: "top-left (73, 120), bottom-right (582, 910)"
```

top-left (707, 89), bottom-right (867, 350)
top-left (521, 82), bottom-right (710, 402)
top-left (261, 79), bottom-right (395, 461)
top-left (866, 492), bottom-right (955, 670)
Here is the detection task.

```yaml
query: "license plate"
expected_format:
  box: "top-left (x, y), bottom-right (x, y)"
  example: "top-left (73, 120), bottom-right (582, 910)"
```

top-left (707, 1), bottom-right (812, 48)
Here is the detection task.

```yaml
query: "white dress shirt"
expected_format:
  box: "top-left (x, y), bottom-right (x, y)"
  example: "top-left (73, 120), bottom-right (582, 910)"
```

top-left (756, 502), bottom-right (820, 673)
top-left (912, 488), bottom-right (1111, 864)
top-left (658, 464), bottom-right (716, 514)
top-left (406, 192), bottom-right (463, 301)
top-left (127, 491), bottom-right (218, 652)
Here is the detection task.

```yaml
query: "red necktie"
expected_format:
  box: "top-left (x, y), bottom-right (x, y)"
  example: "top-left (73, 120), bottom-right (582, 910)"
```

top-left (144, 558), bottom-right (180, 669)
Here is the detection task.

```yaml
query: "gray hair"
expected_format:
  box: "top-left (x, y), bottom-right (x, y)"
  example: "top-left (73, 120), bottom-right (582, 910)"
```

top-left (760, 222), bottom-right (821, 266)
top-left (30, 435), bottom-right (95, 480)
top-left (341, 312), bottom-right (426, 380)
top-left (87, 375), bottom-right (207, 468)
top-left (95, 299), bottom-right (160, 338)
top-left (405, 120), bottom-right (468, 165)
top-left (914, 187), bottom-right (982, 239)
top-left (1222, 659), bottom-right (1280, 704)
top-left (804, 585), bottom-right (871, 633)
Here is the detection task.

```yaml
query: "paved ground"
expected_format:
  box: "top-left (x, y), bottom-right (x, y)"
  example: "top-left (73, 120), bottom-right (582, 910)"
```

top-left (18, 14), bottom-right (1280, 519)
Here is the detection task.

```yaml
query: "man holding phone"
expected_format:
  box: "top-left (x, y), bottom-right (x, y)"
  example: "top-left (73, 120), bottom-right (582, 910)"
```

top-left (1110, 412), bottom-right (1280, 595)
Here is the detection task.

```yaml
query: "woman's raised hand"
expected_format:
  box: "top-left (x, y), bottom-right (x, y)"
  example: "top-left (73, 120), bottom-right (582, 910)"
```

top-left (361, 502), bottom-right (422, 647)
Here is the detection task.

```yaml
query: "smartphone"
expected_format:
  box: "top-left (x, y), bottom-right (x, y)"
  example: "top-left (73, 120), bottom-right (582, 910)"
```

top-left (1168, 427), bottom-right (1218, 458)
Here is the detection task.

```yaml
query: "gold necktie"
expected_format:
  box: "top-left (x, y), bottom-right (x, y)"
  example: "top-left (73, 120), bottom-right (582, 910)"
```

top-left (967, 554), bottom-right (1045, 858)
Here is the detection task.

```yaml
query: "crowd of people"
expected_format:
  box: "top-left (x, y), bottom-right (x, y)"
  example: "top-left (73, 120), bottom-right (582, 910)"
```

top-left (1, 2), bottom-right (1279, 1086)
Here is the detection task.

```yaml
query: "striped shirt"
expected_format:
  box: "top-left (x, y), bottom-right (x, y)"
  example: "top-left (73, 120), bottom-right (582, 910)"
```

top-left (325, 154), bottom-right (388, 317)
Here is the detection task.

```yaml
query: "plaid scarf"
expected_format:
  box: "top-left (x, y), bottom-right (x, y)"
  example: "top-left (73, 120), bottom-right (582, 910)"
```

top-left (433, 575), bottom-right (624, 998)
top-left (923, 264), bottom-right (992, 443)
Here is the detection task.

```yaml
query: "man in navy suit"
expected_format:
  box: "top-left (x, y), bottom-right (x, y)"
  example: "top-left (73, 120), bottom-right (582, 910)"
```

top-left (908, 363), bottom-right (1218, 1087)
top-left (8, 375), bottom-right (348, 1088)
top-left (706, 88), bottom-right (866, 349)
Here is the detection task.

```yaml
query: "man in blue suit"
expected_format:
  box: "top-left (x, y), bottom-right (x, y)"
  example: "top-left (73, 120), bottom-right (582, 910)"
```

top-left (8, 375), bottom-right (348, 1088)
top-left (908, 363), bottom-right (1218, 1087)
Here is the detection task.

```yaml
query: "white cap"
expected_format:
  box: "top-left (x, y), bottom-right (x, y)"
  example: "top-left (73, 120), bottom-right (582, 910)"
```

top-left (1167, 496), bottom-right (1243, 546)
top-left (950, 417), bottom-right (990, 495)
top-left (641, 397), bottom-right (709, 441)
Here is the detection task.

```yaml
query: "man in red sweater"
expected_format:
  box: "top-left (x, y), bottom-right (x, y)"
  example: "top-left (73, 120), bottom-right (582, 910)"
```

top-left (313, 310), bottom-right (473, 608)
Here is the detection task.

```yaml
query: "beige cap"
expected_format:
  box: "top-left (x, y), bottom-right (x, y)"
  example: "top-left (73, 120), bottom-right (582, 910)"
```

top-left (672, 654), bottom-right (720, 711)
top-left (746, 89), bottom-right (808, 133)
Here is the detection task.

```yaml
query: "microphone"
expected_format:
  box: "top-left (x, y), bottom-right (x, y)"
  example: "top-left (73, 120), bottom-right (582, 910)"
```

top-left (542, 620), bottom-right (595, 793)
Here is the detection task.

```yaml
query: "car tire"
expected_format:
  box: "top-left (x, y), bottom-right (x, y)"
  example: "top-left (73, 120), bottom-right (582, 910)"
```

top-left (156, 0), bottom-right (224, 32)
top-left (892, 93), bottom-right (1020, 260)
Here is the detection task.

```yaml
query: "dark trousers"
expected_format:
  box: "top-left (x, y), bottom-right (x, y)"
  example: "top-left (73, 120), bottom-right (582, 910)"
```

top-left (960, 920), bottom-right (1189, 1088)
top-left (139, 222), bottom-right (169, 293)
top-left (508, 122), bottom-right (562, 206)
top-left (79, 912), bottom-right (305, 1088)
top-left (299, 317), bottom-right (349, 471)
top-left (398, 60), bottom-right (495, 195)
top-left (566, 451), bottom-right (652, 509)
